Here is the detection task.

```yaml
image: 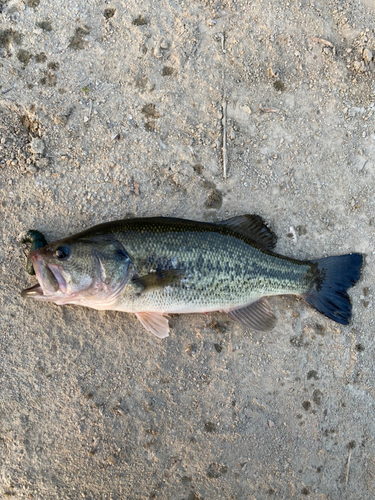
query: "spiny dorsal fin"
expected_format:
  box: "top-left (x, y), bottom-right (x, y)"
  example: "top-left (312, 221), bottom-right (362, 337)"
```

top-left (224, 297), bottom-right (277, 331)
top-left (217, 214), bottom-right (277, 250)
top-left (132, 269), bottom-right (185, 294)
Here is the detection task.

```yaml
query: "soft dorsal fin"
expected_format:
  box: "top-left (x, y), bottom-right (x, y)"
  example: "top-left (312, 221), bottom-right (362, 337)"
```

top-left (217, 214), bottom-right (277, 250)
top-left (223, 297), bottom-right (277, 331)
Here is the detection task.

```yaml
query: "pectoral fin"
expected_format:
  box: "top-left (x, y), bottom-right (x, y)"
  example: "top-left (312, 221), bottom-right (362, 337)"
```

top-left (132, 269), bottom-right (185, 294)
top-left (224, 298), bottom-right (277, 331)
top-left (136, 312), bottom-right (170, 338)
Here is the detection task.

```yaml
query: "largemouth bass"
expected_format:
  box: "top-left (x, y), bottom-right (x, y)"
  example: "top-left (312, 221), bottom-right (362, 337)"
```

top-left (21, 215), bottom-right (363, 338)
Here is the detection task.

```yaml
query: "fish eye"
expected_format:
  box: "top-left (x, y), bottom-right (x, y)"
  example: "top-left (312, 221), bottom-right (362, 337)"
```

top-left (55, 246), bottom-right (70, 260)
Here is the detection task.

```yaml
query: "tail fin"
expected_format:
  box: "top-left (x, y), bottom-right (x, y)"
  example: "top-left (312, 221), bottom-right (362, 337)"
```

top-left (303, 254), bottom-right (363, 325)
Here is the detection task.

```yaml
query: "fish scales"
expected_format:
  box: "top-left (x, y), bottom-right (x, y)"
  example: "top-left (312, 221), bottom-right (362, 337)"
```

top-left (75, 218), bottom-right (315, 314)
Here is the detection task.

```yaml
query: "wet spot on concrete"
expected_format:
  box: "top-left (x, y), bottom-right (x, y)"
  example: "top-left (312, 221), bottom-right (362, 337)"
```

top-left (132, 15), bottom-right (148, 26)
top-left (39, 72), bottom-right (57, 87)
top-left (302, 401), bottom-right (312, 411)
top-left (141, 103), bottom-right (159, 118)
top-left (20, 114), bottom-right (40, 137)
top-left (181, 476), bottom-right (192, 484)
top-left (104, 8), bottom-right (116, 20)
top-left (273, 79), bottom-right (285, 91)
top-left (25, 0), bottom-right (40, 7)
top-left (0, 29), bottom-right (23, 49)
top-left (204, 422), bottom-right (215, 433)
top-left (35, 52), bottom-right (47, 63)
top-left (297, 225), bottom-right (307, 236)
top-left (142, 104), bottom-right (159, 131)
top-left (314, 323), bottom-right (325, 335)
top-left (17, 49), bottom-right (32, 65)
top-left (205, 189), bottom-right (222, 209)
top-left (69, 26), bottom-right (90, 50)
top-left (213, 343), bottom-right (222, 353)
top-left (135, 75), bottom-right (148, 90)
top-left (187, 493), bottom-right (202, 500)
top-left (206, 463), bottom-right (228, 478)
top-left (307, 370), bottom-right (319, 380)
top-left (210, 321), bottom-right (227, 334)
top-left (201, 179), bottom-right (215, 190)
top-left (162, 66), bottom-right (175, 76)
top-left (47, 61), bottom-right (59, 70)
top-left (37, 20), bottom-right (52, 31)
top-left (186, 344), bottom-right (198, 355)
top-left (144, 121), bottom-right (155, 132)
top-left (313, 389), bottom-right (323, 405)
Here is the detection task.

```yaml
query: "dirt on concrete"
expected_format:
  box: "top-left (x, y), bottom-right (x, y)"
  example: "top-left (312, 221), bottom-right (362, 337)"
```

top-left (0, 0), bottom-right (374, 499)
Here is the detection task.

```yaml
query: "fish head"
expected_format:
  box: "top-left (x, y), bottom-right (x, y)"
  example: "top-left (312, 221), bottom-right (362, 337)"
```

top-left (22, 236), bottom-right (133, 307)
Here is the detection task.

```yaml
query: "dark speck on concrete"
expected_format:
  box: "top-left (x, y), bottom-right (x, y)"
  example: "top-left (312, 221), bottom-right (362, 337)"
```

top-left (39, 72), bottom-right (57, 87)
top-left (162, 66), bottom-right (175, 76)
top-left (104, 8), bottom-right (116, 20)
top-left (0, 29), bottom-right (23, 49)
top-left (213, 343), bottom-right (222, 353)
top-left (205, 189), bottom-right (222, 209)
top-left (47, 62), bottom-right (60, 70)
top-left (132, 15), bottom-right (148, 26)
top-left (17, 49), bottom-right (32, 65)
top-left (302, 401), bottom-right (312, 411)
top-left (25, 0), bottom-right (40, 7)
top-left (307, 370), bottom-right (319, 380)
top-left (37, 20), bottom-right (52, 31)
top-left (313, 389), bottom-right (323, 406)
top-left (69, 26), bottom-right (90, 51)
top-left (274, 79), bottom-right (285, 91)
top-left (35, 52), bottom-right (47, 63)
top-left (187, 493), bottom-right (202, 500)
top-left (206, 463), bottom-right (228, 478)
top-left (204, 422), bottom-right (215, 433)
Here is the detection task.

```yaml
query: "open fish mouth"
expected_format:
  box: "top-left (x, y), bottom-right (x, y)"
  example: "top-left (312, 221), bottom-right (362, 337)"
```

top-left (21, 252), bottom-right (67, 299)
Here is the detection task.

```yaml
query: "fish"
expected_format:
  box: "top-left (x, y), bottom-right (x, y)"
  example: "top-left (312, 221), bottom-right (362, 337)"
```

top-left (21, 215), bottom-right (364, 339)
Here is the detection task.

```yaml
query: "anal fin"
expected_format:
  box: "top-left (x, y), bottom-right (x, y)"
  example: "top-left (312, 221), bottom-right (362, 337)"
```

top-left (136, 312), bottom-right (170, 338)
top-left (224, 298), bottom-right (277, 331)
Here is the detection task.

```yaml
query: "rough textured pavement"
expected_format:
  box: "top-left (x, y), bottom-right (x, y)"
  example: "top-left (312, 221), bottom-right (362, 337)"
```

top-left (1, 0), bottom-right (374, 498)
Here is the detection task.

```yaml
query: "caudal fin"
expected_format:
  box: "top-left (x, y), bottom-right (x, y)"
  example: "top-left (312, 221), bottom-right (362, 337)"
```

top-left (303, 254), bottom-right (363, 325)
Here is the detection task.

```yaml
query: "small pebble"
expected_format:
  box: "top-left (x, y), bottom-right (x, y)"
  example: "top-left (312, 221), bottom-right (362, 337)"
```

top-left (353, 60), bottom-right (365, 72)
top-left (36, 158), bottom-right (49, 168)
top-left (363, 48), bottom-right (373, 63)
top-left (27, 165), bottom-right (38, 174)
top-left (30, 137), bottom-right (45, 155)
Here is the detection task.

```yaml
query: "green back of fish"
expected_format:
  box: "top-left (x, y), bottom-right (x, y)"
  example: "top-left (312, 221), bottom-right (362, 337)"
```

top-left (71, 217), bottom-right (316, 313)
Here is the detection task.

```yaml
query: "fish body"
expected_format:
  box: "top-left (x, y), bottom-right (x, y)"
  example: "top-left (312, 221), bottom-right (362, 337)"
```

top-left (22, 215), bottom-right (363, 338)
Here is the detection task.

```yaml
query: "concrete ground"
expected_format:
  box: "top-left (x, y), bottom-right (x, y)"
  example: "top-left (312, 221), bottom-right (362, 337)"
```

top-left (0, 0), bottom-right (374, 498)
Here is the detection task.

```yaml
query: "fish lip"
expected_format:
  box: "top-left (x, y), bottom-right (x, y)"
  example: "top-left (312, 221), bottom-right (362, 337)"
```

top-left (22, 251), bottom-right (67, 297)
top-left (47, 263), bottom-right (67, 294)
top-left (21, 283), bottom-right (44, 298)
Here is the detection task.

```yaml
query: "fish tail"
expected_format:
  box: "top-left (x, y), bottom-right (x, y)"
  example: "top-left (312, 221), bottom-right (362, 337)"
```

top-left (302, 254), bottom-right (364, 325)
